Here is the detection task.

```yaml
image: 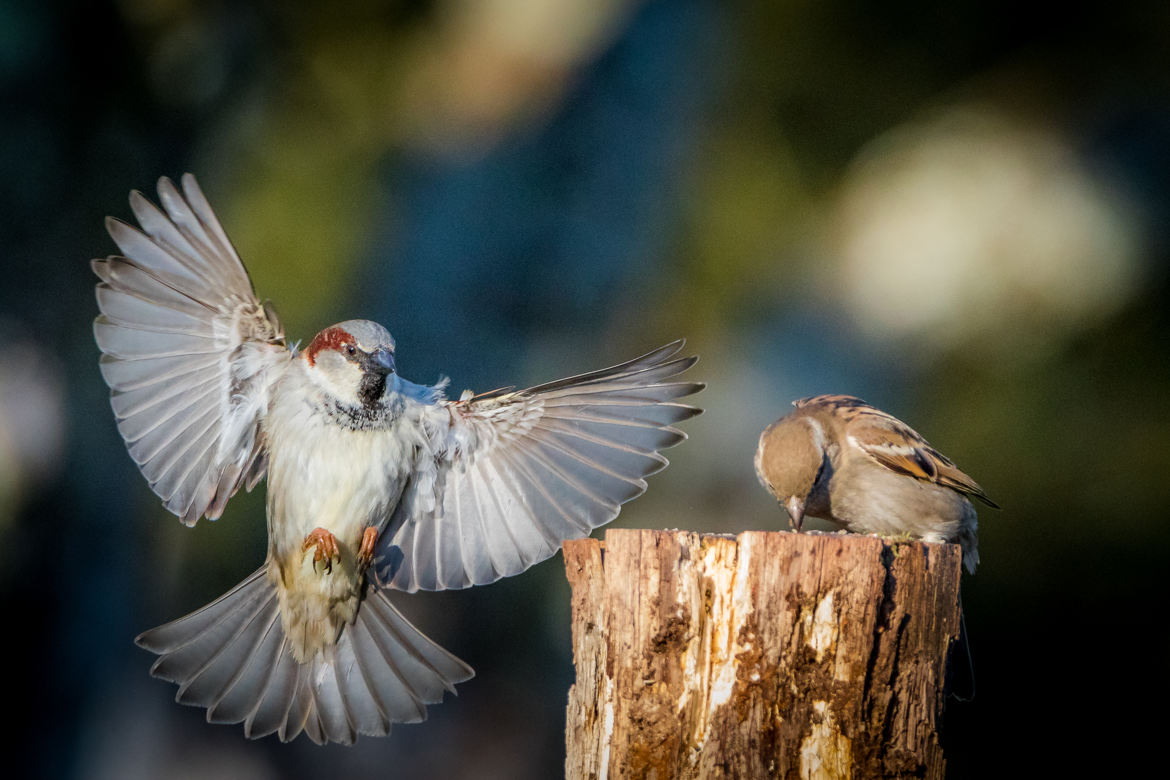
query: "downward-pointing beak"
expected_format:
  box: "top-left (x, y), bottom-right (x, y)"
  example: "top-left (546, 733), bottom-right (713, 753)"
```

top-left (785, 496), bottom-right (805, 532)
top-left (369, 347), bottom-right (395, 375)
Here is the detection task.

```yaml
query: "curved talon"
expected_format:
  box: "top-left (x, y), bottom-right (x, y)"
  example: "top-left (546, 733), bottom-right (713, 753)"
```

top-left (357, 526), bottom-right (378, 571)
top-left (303, 527), bottom-right (341, 574)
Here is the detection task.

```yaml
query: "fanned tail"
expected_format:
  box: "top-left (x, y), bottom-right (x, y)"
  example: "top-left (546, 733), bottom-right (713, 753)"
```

top-left (136, 568), bottom-right (473, 745)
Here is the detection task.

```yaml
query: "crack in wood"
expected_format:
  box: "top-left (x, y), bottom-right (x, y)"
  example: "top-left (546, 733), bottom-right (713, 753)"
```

top-left (565, 530), bottom-right (961, 780)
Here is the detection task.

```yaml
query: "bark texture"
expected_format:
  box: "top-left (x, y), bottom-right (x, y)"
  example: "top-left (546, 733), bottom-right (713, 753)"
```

top-left (563, 529), bottom-right (962, 780)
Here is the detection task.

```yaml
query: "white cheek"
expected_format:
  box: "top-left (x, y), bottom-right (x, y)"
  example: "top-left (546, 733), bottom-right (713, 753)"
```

top-left (316, 351), bottom-right (349, 373)
top-left (308, 353), bottom-right (364, 402)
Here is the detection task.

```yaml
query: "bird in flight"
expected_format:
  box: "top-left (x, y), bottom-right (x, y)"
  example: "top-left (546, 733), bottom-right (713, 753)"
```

top-left (93, 174), bottom-right (703, 744)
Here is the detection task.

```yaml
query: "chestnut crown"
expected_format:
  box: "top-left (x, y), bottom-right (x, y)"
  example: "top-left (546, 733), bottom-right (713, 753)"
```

top-left (303, 319), bottom-right (397, 407)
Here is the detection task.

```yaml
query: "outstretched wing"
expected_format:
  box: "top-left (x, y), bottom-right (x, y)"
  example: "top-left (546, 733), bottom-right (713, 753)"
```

top-left (799, 394), bottom-right (998, 508)
top-left (375, 341), bottom-right (703, 592)
top-left (93, 174), bottom-right (291, 526)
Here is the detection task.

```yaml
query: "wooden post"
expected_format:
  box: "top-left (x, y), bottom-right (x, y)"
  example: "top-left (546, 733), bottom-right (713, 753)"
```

top-left (563, 529), bottom-right (963, 780)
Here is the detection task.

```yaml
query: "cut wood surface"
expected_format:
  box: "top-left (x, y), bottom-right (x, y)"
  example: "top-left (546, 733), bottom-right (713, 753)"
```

top-left (563, 529), bottom-right (963, 780)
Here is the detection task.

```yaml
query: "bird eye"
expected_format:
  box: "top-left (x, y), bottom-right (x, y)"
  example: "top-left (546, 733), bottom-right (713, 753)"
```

top-left (344, 344), bottom-right (356, 357)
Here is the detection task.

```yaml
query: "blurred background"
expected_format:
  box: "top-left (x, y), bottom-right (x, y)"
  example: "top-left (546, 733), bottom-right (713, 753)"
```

top-left (2, 0), bottom-right (1168, 777)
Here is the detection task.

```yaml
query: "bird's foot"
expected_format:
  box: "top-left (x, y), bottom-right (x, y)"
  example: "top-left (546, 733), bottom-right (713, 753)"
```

top-left (357, 526), bottom-right (378, 571)
top-left (303, 527), bottom-right (341, 574)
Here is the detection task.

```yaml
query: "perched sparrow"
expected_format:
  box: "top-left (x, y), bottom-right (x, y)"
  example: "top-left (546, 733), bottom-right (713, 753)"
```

top-left (93, 174), bottom-right (703, 744)
top-left (754, 394), bottom-right (996, 573)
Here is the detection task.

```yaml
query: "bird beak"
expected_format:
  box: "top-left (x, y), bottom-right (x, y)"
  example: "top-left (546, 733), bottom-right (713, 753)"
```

top-left (785, 496), bottom-right (805, 532)
top-left (368, 347), bottom-right (396, 375)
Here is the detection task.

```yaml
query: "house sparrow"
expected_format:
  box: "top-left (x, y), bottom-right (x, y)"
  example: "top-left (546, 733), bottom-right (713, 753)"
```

top-left (754, 394), bottom-right (996, 573)
top-left (93, 174), bottom-right (703, 744)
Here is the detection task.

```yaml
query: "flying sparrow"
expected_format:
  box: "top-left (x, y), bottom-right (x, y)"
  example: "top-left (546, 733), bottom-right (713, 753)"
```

top-left (754, 394), bottom-right (996, 573)
top-left (93, 174), bottom-right (703, 744)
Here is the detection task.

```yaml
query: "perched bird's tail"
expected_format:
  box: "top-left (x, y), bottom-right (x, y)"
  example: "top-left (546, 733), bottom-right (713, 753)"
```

top-left (136, 567), bottom-right (473, 745)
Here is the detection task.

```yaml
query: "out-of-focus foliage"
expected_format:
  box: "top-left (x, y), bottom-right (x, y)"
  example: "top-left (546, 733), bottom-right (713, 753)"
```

top-left (3, 0), bottom-right (1168, 777)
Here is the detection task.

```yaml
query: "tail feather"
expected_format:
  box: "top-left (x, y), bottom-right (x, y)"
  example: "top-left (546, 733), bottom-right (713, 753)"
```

top-left (333, 631), bottom-right (390, 736)
top-left (311, 662), bottom-right (354, 744)
top-left (207, 613), bottom-right (283, 724)
top-left (351, 619), bottom-right (427, 722)
top-left (297, 674), bottom-right (324, 744)
top-left (243, 635), bottom-right (298, 739)
top-left (278, 663), bottom-right (313, 741)
top-left (138, 568), bottom-right (269, 655)
top-left (363, 589), bottom-right (470, 699)
top-left (958, 515), bottom-right (979, 575)
top-left (147, 577), bottom-right (273, 690)
top-left (360, 596), bottom-right (437, 720)
top-left (136, 569), bottom-right (474, 745)
top-left (176, 595), bottom-right (277, 706)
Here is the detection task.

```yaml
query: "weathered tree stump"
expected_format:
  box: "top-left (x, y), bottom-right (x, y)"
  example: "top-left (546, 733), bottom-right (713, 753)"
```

top-left (563, 529), bottom-right (963, 780)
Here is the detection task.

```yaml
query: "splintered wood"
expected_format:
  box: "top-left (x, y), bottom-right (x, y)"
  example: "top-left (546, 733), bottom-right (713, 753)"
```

top-left (563, 530), bottom-right (962, 780)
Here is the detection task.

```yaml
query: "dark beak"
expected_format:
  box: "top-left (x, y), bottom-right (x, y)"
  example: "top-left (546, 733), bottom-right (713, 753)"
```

top-left (785, 496), bottom-right (805, 532)
top-left (368, 347), bottom-right (396, 375)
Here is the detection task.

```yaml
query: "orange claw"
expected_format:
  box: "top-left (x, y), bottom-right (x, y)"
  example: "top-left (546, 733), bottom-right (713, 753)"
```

top-left (357, 526), bottom-right (378, 571)
top-left (303, 527), bottom-right (341, 574)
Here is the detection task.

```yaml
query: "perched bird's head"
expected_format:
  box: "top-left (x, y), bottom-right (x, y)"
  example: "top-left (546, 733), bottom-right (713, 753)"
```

top-left (754, 413), bottom-right (828, 531)
top-left (303, 319), bottom-right (397, 407)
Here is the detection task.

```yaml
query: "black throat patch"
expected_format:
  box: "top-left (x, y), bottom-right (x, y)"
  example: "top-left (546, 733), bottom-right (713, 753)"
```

top-left (314, 392), bottom-right (399, 432)
top-left (358, 371), bottom-right (389, 409)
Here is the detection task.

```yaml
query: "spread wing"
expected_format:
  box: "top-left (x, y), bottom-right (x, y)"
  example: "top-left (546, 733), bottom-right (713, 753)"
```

top-left (799, 394), bottom-right (998, 508)
top-left (375, 341), bottom-right (703, 592)
top-left (93, 174), bottom-right (291, 526)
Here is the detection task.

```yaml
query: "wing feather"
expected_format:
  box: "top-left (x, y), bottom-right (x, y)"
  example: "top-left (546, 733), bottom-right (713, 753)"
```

top-left (93, 174), bottom-right (290, 525)
top-left (111, 371), bottom-right (221, 420)
top-left (105, 218), bottom-right (219, 299)
top-left (473, 460), bottom-right (533, 573)
top-left (98, 352), bottom-right (221, 391)
top-left (94, 317), bottom-right (221, 359)
top-left (799, 394), bottom-right (1001, 509)
top-left (152, 412), bottom-right (222, 499)
top-left (377, 341), bottom-right (703, 592)
top-left (93, 258), bottom-right (214, 317)
top-left (96, 286), bottom-right (214, 334)
top-left (453, 471), bottom-right (502, 585)
top-left (131, 402), bottom-right (220, 469)
top-left (129, 189), bottom-right (211, 271)
top-left (481, 455), bottom-right (559, 551)
top-left (499, 447), bottom-right (591, 537)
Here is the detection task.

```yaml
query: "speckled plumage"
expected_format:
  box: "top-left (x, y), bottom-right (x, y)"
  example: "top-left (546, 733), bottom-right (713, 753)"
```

top-left (755, 394), bottom-right (996, 573)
